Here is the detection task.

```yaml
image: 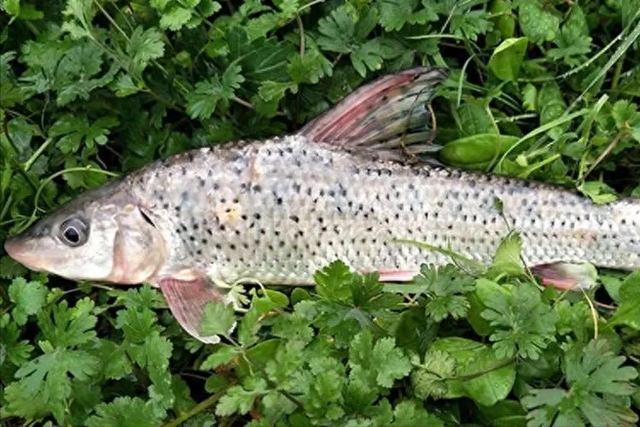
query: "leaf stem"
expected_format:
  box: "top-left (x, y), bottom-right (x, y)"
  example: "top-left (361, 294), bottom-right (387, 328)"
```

top-left (233, 96), bottom-right (254, 109)
top-left (162, 382), bottom-right (237, 427)
top-left (94, 0), bottom-right (130, 40)
top-left (279, 389), bottom-right (305, 410)
top-left (448, 357), bottom-right (516, 381)
top-left (24, 138), bottom-right (54, 171)
top-left (582, 128), bottom-right (626, 179)
top-left (297, 15), bottom-right (305, 57)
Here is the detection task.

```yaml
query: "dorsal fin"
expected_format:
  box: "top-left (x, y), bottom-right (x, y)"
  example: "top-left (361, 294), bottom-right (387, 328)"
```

top-left (298, 67), bottom-right (448, 160)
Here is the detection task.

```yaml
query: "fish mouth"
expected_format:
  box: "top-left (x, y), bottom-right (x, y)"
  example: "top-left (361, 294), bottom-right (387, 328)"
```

top-left (4, 237), bottom-right (49, 272)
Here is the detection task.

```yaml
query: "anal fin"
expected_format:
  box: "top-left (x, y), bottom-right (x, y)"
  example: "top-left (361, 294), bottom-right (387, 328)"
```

top-left (530, 262), bottom-right (598, 291)
top-left (377, 269), bottom-right (418, 282)
top-left (157, 276), bottom-right (228, 343)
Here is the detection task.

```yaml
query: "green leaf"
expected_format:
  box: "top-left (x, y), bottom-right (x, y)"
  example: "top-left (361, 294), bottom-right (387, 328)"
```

top-left (351, 38), bottom-right (385, 77)
top-left (488, 37), bottom-right (528, 81)
top-left (86, 397), bottom-right (161, 427)
top-left (389, 400), bottom-right (444, 427)
top-left (8, 277), bottom-right (48, 326)
top-left (449, 9), bottom-right (493, 42)
top-left (481, 282), bottom-right (557, 360)
top-left (313, 260), bottom-right (354, 302)
top-left (349, 330), bottom-right (412, 390)
top-left (216, 378), bottom-right (268, 416)
top-left (159, 7), bottom-right (193, 31)
top-left (430, 337), bottom-right (516, 406)
top-left (287, 48), bottom-right (333, 84)
top-left (523, 340), bottom-right (639, 426)
top-left (372, 337), bottom-right (412, 387)
top-left (377, 0), bottom-right (437, 32)
top-left (201, 345), bottom-right (238, 370)
top-left (116, 306), bottom-right (157, 343)
top-left (411, 350), bottom-right (455, 399)
top-left (38, 298), bottom-right (97, 348)
top-left (607, 270), bottom-right (640, 330)
top-left (317, 7), bottom-right (357, 54)
top-left (50, 114), bottom-right (119, 154)
top-left (517, 1), bottom-right (560, 43)
top-left (186, 64), bottom-right (245, 120)
top-left (111, 73), bottom-right (140, 97)
top-left (127, 27), bottom-right (165, 76)
top-left (93, 340), bottom-right (132, 380)
top-left (489, 232), bottom-right (524, 277)
top-left (611, 100), bottom-right (640, 140)
top-left (6, 347), bottom-right (100, 423)
top-left (415, 264), bottom-right (475, 322)
top-left (257, 80), bottom-right (298, 102)
top-left (0, 314), bottom-right (34, 367)
top-left (577, 181), bottom-right (618, 205)
top-left (440, 134), bottom-right (518, 170)
top-left (3, 0), bottom-right (20, 16)
top-left (456, 102), bottom-right (496, 136)
top-left (200, 300), bottom-right (236, 336)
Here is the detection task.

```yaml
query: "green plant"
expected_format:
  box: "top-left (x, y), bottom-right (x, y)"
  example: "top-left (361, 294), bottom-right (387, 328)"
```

top-left (1, 0), bottom-right (639, 426)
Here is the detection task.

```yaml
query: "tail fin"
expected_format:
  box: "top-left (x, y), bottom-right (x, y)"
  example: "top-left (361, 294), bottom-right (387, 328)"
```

top-left (298, 67), bottom-right (448, 161)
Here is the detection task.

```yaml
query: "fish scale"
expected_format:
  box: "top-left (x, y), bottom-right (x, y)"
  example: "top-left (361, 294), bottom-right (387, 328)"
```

top-left (7, 66), bottom-right (640, 343)
top-left (130, 135), bottom-right (640, 287)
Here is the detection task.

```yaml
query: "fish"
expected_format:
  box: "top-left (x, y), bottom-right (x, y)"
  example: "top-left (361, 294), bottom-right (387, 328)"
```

top-left (5, 66), bottom-right (640, 343)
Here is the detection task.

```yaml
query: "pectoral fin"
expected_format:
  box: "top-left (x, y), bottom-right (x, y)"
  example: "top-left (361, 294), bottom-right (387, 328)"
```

top-left (530, 262), bottom-right (598, 291)
top-left (157, 276), bottom-right (226, 343)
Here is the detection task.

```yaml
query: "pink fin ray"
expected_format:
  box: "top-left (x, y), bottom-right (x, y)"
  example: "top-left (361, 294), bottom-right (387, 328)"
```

top-left (376, 269), bottom-right (418, 282)
top-left (299, 67), bottom-right (448, 161)
top-left (530, 262), bottom-right (598, 291)
top-left (157, 276), bottom-right (225, 343)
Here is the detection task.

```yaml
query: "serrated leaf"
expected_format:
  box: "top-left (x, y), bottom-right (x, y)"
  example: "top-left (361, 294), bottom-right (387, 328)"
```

top-left (127, 27), bottom-right (165, 76)
top-left (377, 0), bottom-right (437, 32)
top-left (412, 350), bottom-right (455, 399)
top-left (577, 181), bottom-right (618, 205)
top-left (9, 277), bottom-right (48, 326)
top-left (86, 397), bottom-right (161, 427)
top-left (390, 400), bottom-right (444, 427)
top-left (524, 340), bottom-right (639, 426)
top-left (415, 264), bottom-right (475, 322)
top-left (200, 300), bottom-right (236, 336)
top-left (37, 298), bottom-right (97, 348)
top-left (607, 270), bottom-right (640, 330)
top-left (159, 7), bottom-right (193, 31)
top-left (216, 379), bottom-right (267, 416)
top-left (481, 283), bottom-right (557, 360)
top-left (518, 1), bottom-right (560, 43)
top-left (201, 345), bottom-right (238, 370)
top-left (287, 48), bottom-right (333, 84)
top-left (430, 337), bottom-right (516, 406)
top-left (186, 64), bottom-right (244, 120)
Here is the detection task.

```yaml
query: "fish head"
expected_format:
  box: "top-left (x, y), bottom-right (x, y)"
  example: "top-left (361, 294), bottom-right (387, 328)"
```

top-left (4, 180), bottom-right (167, 284)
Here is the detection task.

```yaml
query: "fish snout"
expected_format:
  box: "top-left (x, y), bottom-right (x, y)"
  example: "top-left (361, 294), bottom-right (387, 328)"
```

top-left (4, 236), bottom-right (44, 271)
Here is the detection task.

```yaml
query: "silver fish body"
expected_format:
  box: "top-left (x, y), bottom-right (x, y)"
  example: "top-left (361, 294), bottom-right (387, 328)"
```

top-left (131, 135), bottom-right (640, 287)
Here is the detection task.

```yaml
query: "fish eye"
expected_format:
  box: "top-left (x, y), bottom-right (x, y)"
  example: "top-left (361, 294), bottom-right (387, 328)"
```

top-left (59, 217), bottom-right (89, 247)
